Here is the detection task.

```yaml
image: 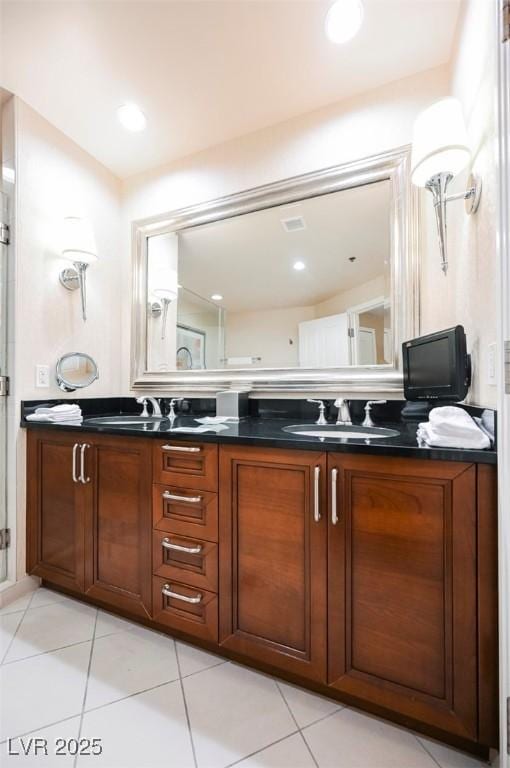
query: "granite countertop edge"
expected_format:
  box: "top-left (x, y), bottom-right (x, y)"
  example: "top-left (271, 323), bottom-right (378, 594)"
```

top-left (20, 416), bottom-right (498, 466)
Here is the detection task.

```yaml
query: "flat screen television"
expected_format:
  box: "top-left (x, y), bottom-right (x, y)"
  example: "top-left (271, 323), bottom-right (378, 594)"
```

top-left (403, 326), bottom-right (471, 401)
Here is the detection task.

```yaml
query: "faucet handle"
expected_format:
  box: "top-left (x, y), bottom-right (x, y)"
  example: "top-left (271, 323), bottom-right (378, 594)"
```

top-left (363, 400), bottom-right (387, 428)
top-left (307, 399), bottom-right (327, 426)
top-left (136, 397), bottom-right (149, 418)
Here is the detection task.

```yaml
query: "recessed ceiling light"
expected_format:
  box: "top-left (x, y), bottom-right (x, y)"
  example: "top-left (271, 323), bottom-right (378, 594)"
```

top-left (117, 103), bottom-right (146, 132)
top-left (211, 294), bottom-right (223, 301)
top-left (325, 0), bottom-right (364, 44)
top-left (293, 261), bottom-right (306, 271)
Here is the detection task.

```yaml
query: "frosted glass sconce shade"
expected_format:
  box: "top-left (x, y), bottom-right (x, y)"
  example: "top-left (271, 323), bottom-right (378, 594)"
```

top-left (60, 217), bottom-right (98, 321)
top-left (411, 98), bottom-right (470, 187)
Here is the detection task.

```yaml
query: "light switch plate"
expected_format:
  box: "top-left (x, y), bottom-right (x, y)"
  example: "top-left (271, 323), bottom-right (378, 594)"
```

top-left (35, 365), bottom-right (50, 388)
top-left (488, 342), bottom-right (497, 387)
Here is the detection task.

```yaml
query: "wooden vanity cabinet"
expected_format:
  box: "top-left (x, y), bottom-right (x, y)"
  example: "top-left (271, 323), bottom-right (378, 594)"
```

top-left (327, 453), bottom-right (480, 742)
top-left (26, 430), bottom-right (153, 619)
top-left (27, 433), bottom-right (498, 754)
top-left (218, 445), bottom-right (498, 751)
top-left (218, 446), bottom-right (328, 683)
top-left (27, 430), bottom-right (87, 594)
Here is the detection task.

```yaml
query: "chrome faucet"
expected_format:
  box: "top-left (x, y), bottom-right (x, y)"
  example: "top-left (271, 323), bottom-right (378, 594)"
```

top-left (307, 399), bottom-right (327, 425)
top-left (334, 398), bottom-right (352, 425)
top-left (362, 400), bottom-right (387, 428)
top-left (136, 396), bottom-right (163, 418)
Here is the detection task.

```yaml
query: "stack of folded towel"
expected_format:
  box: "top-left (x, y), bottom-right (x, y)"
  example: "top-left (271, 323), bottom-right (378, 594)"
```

top-left (417, 406), bottom-right (492, 450)
top-left (26, 403), bottom-right (83, 425)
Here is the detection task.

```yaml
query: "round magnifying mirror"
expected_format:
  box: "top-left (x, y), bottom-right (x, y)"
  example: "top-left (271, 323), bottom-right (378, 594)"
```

top-left (56, 352), bottom-right (99, 392)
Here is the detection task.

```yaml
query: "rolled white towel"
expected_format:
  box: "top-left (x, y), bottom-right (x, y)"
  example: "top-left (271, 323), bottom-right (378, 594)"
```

top-left (428, 406), bottom-right (481, 438)
top-left (35, 404), bottom-right (81, 415)
top-left (27, 413), bottom-right (83, 424)
top-left (417, 420), bottom-right (490, 450)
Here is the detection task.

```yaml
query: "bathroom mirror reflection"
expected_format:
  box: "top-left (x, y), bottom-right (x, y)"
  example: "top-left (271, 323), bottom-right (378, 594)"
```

top-left (146, 179), bottom-right (392, 372)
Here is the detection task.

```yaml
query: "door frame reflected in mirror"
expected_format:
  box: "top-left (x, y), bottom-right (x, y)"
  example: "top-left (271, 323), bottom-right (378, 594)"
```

top-left (131, 145), bottom-right (419, 395)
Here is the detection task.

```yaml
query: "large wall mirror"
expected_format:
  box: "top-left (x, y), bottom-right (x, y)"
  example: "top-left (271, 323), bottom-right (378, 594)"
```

top-left (132, 147), bottom-right (419, 394)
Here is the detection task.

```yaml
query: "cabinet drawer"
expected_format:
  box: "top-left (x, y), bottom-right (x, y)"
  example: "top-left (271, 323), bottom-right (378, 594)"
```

top-left (152, 576), bottom-right (218, 643)
top-left (154, 441), bottom-right (218, 491)
top-left (153, 531), bottom-right (218, 592)
top-left (153, 484), bottom-right (218, 541)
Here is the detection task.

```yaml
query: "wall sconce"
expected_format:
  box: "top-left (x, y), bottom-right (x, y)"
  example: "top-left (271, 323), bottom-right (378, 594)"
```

top-left (411, 98), bottom-right (481, 274)
top-left (59, 216), bottom-right (97, 321)
top-left (150, 269), bottom-right (178, 340)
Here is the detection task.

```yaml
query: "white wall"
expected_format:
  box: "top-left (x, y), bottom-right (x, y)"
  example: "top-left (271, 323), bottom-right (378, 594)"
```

top-left (420, 0), bottom-right (498, 407)
top-left (121, 64), bottom-right (450, 391)
top-left (9, 98), bottom-right (122, 585)
top-left (15, 99), bottom-right (122, 400)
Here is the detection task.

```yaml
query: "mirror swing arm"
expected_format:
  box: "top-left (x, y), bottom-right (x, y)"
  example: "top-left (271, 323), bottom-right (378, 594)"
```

top-left (131, 145), bottom-right (420, 395)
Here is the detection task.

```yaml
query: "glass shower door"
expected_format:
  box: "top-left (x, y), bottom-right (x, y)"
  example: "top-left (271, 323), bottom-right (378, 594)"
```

top-left (0, 191), bottom-right (9, 583)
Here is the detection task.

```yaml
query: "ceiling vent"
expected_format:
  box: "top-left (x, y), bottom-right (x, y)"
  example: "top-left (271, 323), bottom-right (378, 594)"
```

top-left (281, 216), bottom-right (306, 232)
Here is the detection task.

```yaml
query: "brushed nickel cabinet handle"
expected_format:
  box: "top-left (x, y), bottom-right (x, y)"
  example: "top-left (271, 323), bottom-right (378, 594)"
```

top-left (80, 443), bottom-right (91, 484)
top-left (331, 468), bottom-right (339, 525)
top-left (72, 443), bottom-right (80, 483)
top-left (162, 491), bottom-right (202, 504)
top-left (313, 465), bottom-right (321, 522)
top-left (162, 537), bottom-right (203, 554)
top-left (162, 444), bottom-right (201, 453)
top-left (162, 584), bottom-right (202, 604)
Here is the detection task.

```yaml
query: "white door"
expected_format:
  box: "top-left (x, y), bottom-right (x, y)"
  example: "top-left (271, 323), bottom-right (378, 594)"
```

top-left (0, 193), bottom-right (8, 583)
top-left (298, 313), bottom-right (350, 367)
top-left (358, 327), bottom-right (377, 365)
top-left (498, 3), bottom-right (510, 763)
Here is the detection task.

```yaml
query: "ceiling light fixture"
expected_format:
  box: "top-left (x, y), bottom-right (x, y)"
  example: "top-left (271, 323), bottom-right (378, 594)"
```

top-left (293, 261), bottom-right (306, 271)
top-left (325, 0), bottom-right (364, 44)
top-left (211, 294), bottom-right (223, 301)
top-left (117, 103), bottom-right (146, 132)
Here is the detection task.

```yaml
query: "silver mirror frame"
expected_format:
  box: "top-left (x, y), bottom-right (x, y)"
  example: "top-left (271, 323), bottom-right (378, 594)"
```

top-left (131, 146), bottom-right (419, 396)
top-left (56, 352), bottom-right (99, 392)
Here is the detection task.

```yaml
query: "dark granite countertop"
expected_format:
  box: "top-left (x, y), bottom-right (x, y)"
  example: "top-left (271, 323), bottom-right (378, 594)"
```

top-left (21, 403), bottom-right (497, 465)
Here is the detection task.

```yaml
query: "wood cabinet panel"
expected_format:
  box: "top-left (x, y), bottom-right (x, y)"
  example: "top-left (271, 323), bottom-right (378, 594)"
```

top-left (328, 453), bottom-right (478, 741)
top-left (153, 441), bottom-right (218, 491)
top-left (26, 430), bottom-right (86, 594)
top-left (84, 436), bottom-right (152, 618)
top-left (219, 446), bottom-right (327, 682)
top-left (153, 484), bottom-right (218, 541)
top-left (152, 575), bottom-right (218, 642)
top-left (153, 530), bottom-right (218, 592)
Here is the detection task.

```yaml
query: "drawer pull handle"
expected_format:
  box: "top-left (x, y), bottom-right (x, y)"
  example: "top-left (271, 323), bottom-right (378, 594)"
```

top-left (331, 468), bottom-right (339, 525)
top-left (162, 584), bottom-right (203, 604)
top-left (80, 444), bottom-right (91, 484)
top-left (313, 465), bottom-right (321, 522)
top-left (162, 444), bottom-right (201, 453)
top-left (162, 491), bottom-right (202, 504)
top-left (162, 537), bottom-right (203, 555)
top-left (72, 443), bottom-right (80, 483)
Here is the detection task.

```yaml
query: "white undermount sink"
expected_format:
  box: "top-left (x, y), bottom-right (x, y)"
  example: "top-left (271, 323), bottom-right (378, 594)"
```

top-left (85, 415), bottom-right (167, 426)
top-left (282, 424), bottom-right (400, 439)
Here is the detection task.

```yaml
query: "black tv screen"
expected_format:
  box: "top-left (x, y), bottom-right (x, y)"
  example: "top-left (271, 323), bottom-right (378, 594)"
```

top-left (403, 326), bottom-right (471, 401)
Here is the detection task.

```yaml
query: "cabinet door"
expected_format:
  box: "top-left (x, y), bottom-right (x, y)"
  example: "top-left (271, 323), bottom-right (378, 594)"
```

top-left (27, 430), bottom-right (86, 593)
top-left (328, 453), bottom-right (478, 741)
top-left (84, 435), bottom-right (152, 619)
top-left (219, 446), bottom-right (327, 682)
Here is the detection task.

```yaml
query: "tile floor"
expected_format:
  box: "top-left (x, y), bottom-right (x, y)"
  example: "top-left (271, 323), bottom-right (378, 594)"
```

top-left (0, 587), bottom-right (490, 768)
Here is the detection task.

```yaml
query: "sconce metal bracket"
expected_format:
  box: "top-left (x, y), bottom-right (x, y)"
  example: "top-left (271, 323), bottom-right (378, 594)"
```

top-left (59, 267), bottom-right (80, 291)
top-left (425, 171), bottom-right (482, 274)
